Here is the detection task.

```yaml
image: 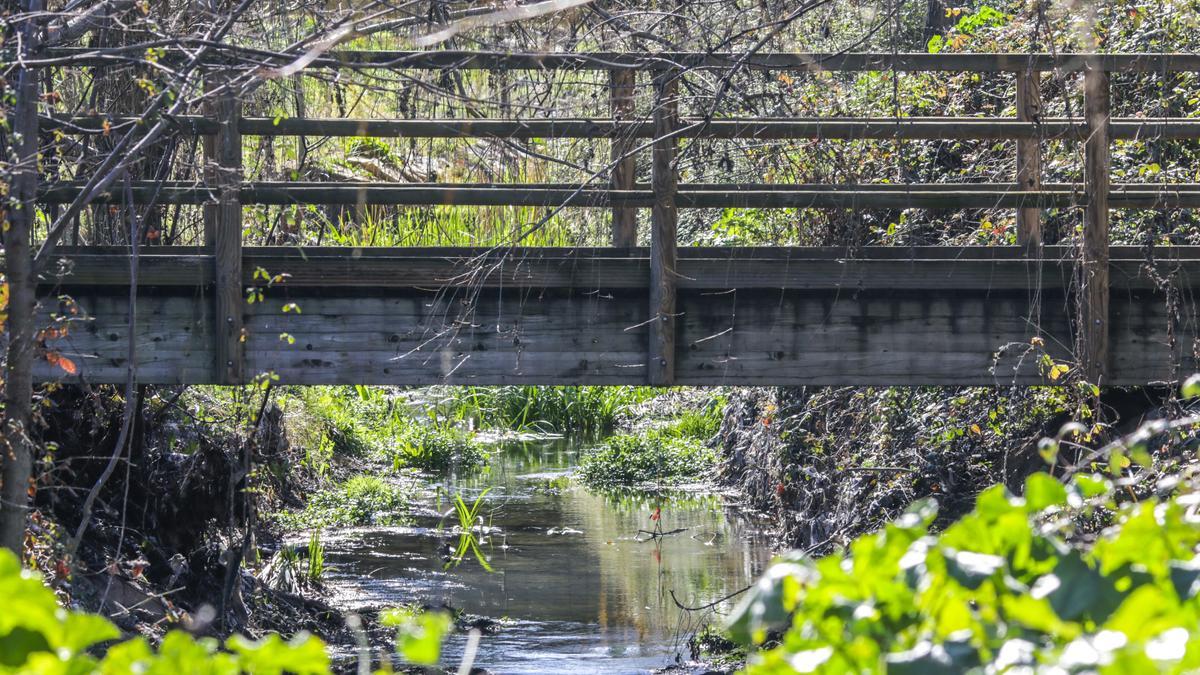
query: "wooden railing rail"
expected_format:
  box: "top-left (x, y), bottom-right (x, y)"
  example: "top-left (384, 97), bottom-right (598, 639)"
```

top-left (29, 49), bottom-right (1200, 72)
top-left (40, 115), bottom-right (1200, 140)
top-left (28, 52), bottom-right (1198, 385)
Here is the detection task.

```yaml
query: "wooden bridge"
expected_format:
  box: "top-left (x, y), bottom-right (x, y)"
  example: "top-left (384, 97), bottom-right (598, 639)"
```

top-left (21, 52), bottom-right (1200, 387)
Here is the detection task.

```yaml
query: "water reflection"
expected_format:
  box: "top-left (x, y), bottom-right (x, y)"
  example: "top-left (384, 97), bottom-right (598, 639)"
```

top-left (323, 436), bottom-right (772, 674)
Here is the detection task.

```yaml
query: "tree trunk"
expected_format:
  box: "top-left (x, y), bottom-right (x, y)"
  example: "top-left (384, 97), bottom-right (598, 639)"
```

top-left (1, 0), bottom-right (42, 556)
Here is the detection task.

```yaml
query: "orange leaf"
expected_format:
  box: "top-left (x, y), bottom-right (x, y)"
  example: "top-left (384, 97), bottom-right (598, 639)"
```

top-left (46, 352), bottom-right (78, 375)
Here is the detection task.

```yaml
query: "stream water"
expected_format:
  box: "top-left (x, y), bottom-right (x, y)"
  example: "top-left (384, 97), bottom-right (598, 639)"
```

top-left (320, 436), bottom-right (773, 674)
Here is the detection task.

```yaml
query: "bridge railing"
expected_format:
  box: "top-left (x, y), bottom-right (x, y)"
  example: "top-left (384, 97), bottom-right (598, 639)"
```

top-left (31, 51), bottom-right (1200, 385)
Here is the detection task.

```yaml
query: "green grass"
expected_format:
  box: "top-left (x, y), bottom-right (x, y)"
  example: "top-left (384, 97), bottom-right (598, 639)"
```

top-left (274, 474), bottom-right (410, 529)
top-left (447, 385), bottom-right (657, 433)
top-left (577, 431), bottom-right (718, 489)
top-left (657, 395), bottom-right (727, 441)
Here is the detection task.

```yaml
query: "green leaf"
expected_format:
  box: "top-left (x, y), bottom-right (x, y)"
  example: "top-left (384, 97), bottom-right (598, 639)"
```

top-left (943, 549), bottom-right (1005, 590)
top-left (383, 609), bottom-right (452, 666)
top-left (226, 632), bottom-right (329, 674)
top-left (1071, 473), bottom-right (1112, 499)
top-left (887, 639), bottom-right (979, 675)
top-left (1025, 473), bottom-right (1068, 511)
top-left (727, 560), bottom-right (813, 644)
top-left (1182, 373), bottom-right (1200, 399)
top-left (1035, 551), bottom-right (1124, 623)
top-left (59, 613), bottom-right (120, 654)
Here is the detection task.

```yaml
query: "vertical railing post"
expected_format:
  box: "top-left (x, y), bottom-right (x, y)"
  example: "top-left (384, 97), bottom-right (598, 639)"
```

top-left (1080, 64), bottom-right (1110, 384)
top-left (610, 68), bottom-right (638, 247)
top-left (1016, 69), bottom-right (1042, 248)
top-left (210, 75), bottom-right (244, 385)
top-left (649, 69), bottom-right (679, 386)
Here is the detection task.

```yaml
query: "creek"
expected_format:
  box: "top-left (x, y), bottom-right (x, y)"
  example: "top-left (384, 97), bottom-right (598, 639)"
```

top-left (320, 436), bottom-right (772, 674)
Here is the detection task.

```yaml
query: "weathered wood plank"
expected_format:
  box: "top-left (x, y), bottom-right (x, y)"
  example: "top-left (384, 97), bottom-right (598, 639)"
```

top-left (36, 181), bottom-right (1200, 209)
top-left (32, 282), bottom-right (1197, 386)
top-left (649, 71), bottom-right (679, 386)
top-left (41, 115), bottom-right (1200, 140)
top-left (609, 69), bottom-right (638, 247)
top-left (1081, 66), bottom-right (1111, 383)
top-left (35, 49), bottom-right (1200, 73)
top-left (1016, 70), bottom-right (1043, 247)
top-left (31, 249), bottom-right (1200, 293)
top-left (213, 84), bottom-right (244, 385)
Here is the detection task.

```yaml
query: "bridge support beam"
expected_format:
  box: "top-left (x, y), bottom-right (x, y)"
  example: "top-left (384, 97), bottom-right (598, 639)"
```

top-left (649, 70), bottom-right (678, 386)
top-left (610, 68), bottom-right (638, 247)
top-left (1016, 69), bottom-right (1042, 247)
top-left (207, 75), bottom-right (245, 385)
top-left (1080, 64), bottom-right (1110, 384)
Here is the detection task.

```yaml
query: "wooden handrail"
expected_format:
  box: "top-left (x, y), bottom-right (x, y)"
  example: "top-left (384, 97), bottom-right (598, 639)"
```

top-left (34, 181), bottom-right (1200, 209)
top-left (39, 115), bottom-right (1200, 140)
top-left (29, 48), bottom-right (1200, 72)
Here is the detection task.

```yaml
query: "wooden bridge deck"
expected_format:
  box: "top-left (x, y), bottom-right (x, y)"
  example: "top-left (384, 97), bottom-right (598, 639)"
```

top-left (30, 246), bottom-right (1200, 386)
top-left (14, 51), bottom-right (1200, 387)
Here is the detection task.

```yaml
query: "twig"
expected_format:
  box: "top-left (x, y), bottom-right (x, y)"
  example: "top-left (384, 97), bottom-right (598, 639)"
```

top-left (670, 584), bottom-right (751, 612)
top-left (844, 466), bottom-right (916, 474)
top-left (636, 527), bottom-right (689, 541)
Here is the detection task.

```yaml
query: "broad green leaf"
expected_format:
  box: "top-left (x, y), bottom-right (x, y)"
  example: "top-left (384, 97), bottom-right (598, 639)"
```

top-left (727, 560), bottom-right (813, 645)
top-left (385, 610), bottom-right (452, 666)
top-left (1025, 473), bottom-right (1068, 511)
top-left (887, 639), bottom-right (979, 675)
top-left (227, 632), bottom-right (329, 675)
top-left (943, 549), bottom-right (1005, 590)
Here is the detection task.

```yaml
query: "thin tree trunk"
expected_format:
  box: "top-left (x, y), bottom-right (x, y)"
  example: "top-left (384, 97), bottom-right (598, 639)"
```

top-left (1, 0), bottom-right (43, 556)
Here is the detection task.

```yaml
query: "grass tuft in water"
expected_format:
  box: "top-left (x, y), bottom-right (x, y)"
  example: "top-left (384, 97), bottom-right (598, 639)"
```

top-left (577, 431), bottom-right (718, 489)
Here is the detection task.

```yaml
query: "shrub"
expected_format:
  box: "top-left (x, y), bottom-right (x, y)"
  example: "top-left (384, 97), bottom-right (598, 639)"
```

top-left (730, 471), bottom-right (1200, 673)
top-left (275, 474), bottom-right (409, 529)
top-left (577, 432), bottom-right (718, 488)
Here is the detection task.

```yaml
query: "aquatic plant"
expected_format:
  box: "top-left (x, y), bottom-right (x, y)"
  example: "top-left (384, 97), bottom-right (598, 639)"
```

top-left (259, 532), bottom-right (326, 593)
top-left (657, 394), bottom-right (728, 441)
top-left (441, 489), bottom-right (494, 572)
top-left (306, 532), bottom-right (325, 584)
top-left (577, 432), bottom-right (719, 489)
top-left (391, 424), bottom-right (488, 474)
